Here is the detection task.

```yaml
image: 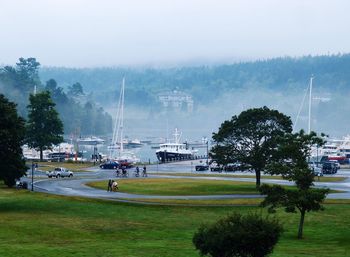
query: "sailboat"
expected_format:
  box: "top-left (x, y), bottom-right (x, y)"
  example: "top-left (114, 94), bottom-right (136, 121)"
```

top-left (109, 78), bottom-right (140, 164)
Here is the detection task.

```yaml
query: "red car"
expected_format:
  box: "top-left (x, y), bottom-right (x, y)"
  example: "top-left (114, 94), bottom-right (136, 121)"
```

top-left (117, 160), bottom-right (134, 169)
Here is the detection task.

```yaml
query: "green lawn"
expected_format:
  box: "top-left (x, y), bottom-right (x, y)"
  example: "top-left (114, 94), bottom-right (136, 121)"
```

top-left (87, 178), bottom-right (341, 196)
top-left (0, 186), bottom-right (349, 256)
top-left (87, 178), bottom-right (262, 195)
top-left (27, 161), bottom-right (96, 172)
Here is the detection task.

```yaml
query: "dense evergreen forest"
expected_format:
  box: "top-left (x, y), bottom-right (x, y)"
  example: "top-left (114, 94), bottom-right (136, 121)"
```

top-left (0, 58), bottom-right (112, 136)
top-left (39, 54), bottom-right (350, 108)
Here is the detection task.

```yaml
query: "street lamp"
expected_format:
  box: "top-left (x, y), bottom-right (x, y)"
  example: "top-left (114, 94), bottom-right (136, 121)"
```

top-left (203, 137), bottom-right (209, 165)
top-left (93, 143), bottom-right (98, 165)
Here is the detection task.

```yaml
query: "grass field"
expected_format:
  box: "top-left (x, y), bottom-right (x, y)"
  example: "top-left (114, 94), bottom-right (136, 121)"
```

top-left (27, 162), bottom-right (96, 172)
top-left (152, 172), bottom-right (347, 182)
top-left (0, 185), bottom-right (349, 257)
top-left (87, 178), bottom-right (341, 196)
top-left (87, 178), bottom-right (263, 195)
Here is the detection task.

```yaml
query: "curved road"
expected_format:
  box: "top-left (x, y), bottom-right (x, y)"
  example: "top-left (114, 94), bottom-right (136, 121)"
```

top-left (28, 160), bottom-right (350, 201)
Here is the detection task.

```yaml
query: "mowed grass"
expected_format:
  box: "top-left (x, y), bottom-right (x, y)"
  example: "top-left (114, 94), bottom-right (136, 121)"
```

top-left (87, 178), bottom-right (342, 196)
top-left (152, 172), bottom-right (347, 182)
top-left (0, 185), bottom-right (350, 256)
top-left (27, 161), bottom-right (95, 172)
top-left (87, 178), bottom-right (262, 195)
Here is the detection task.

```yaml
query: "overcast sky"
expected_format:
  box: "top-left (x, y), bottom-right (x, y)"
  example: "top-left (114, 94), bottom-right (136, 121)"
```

top-left (1, 0), bottom-right (350, 67)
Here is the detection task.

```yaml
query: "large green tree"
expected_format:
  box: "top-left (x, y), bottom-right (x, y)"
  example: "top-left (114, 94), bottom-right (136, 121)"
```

top-left (0, 57), bottom-right (41, 116)
top-left (26, 91), bottom-right (64, 161)
top-left (0, 94), bottom-right (27, 187)
top-left (260, 130), bottom-right (329, 239)
top-left (211, 106), bottom-right (292, 187)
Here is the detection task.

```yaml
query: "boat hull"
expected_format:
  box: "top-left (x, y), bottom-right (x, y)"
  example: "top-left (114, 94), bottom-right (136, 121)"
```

top-left (156, 151), bottom-right (193, 162)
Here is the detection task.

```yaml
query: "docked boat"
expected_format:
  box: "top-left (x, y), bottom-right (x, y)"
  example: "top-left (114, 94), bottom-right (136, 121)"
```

top-left (109, 78), bottom-right (140, 164)
top-left (22, 142), bottom-right (85, 161)
top-left (107, 138), bottom-right (143, 149)
top-left (156, 128), bottom-right (194, 162)
top-left (124, 138), bottom-right (143, 148)
top-left (77, 136), bottom-right (105, 145)
top-left (310, 135), bottom-right (350, 164)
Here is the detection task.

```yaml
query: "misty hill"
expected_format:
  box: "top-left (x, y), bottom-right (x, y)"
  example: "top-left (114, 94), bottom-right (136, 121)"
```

top-left (38, 54), bottom-right (350, 138)
top-left (2, 55), bottom-right (350, 138)
top-left (39, 54), bottom-right (350, 108)
top-left (0, 58), bottom-right (112, 136)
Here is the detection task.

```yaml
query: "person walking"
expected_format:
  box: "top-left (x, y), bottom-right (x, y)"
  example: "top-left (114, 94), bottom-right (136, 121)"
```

top-left (107, 179), bottom-right (112, 192)
top-left (142, 166), bottom-right (147, 177)
top-left (112, 180), bottom-right (118, 191)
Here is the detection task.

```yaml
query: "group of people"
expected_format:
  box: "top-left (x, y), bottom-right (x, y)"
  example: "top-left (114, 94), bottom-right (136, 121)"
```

top-left (134, 166), bottom-right (147, 177)
top-left (108, 165), bottom-right (147, 192)
top-left (107, 179), bottom-right (118, 192)
top-left (116, 166), bottom-right (128, 177)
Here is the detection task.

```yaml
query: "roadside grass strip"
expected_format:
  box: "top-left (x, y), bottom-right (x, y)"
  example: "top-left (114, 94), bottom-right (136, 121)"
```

top-left (28, 161), bottom-right (96, 172)
top-left (151, 172), bottom-right (346, 182)
top-left (113, 198), bottom-right (350, 206)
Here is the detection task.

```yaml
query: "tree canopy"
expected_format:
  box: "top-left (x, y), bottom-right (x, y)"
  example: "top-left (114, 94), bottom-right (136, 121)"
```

top-left (260, 130), bottom-right (329, 239)
top-left (0, 57), bottom-right (112, 136)
top-left (0, 94), bottom-right (27, 187)
top-left (26, 91), bottom-right (64, 161)
top-left (211, 106), bottom-right (292, 187)
top-left (0, 57), bottom-right (41, 116)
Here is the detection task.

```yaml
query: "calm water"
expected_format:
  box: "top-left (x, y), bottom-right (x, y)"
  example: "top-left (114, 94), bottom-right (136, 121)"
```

top-left (75, 127), bottom-right (210, 163)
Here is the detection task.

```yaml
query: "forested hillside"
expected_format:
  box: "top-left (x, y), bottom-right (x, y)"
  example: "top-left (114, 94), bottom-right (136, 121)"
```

top-left (39, 54), bottom-right (350, 108)
top-left (0, 58), bottom-right (112, 136)
top-left (2, 55), bottom-right (350, 138)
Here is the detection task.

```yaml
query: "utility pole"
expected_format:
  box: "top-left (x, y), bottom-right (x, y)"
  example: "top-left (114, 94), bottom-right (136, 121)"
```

top-left (206, 138), bottom-right (209, 165)
top-left (31, 161), bottom-right (34, 191)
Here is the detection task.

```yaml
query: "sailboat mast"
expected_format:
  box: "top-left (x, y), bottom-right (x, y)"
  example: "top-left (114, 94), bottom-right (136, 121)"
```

top-left (110, 79), bottom-right (123, 158)
top-left (308, 75), bottom-right (314, 134)
top-left (120, 77), bottom-right (125, 155)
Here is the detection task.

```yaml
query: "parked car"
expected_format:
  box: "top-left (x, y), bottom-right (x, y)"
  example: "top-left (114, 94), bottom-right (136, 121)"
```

top-left (308, 162), bottom-right (323, 176)
top-left (16, 180), bottom-right (28, 189)
top-left (322, 162), bottom-right (337, 174)
top-left (224, 162), bottom-right (241, 172)
top-left (118, 160), bottom-right (134, 169)
top-left (209, 161), bottom-right (223, 172)
top-left (328, 160), bottom-right (340, 171)
top-left (100, 161), bottom-right (119, 169)
top-left (47, 167), bottom-right (74, 178)
top-left (195, 164), bottom-right (209, 171)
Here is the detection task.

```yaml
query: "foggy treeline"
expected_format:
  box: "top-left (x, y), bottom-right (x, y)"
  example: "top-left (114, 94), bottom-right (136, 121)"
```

top-left (2, 54), bottom-right (350, 140)
top-left (40, 54), bottom-right (350, 139)
top-left (0, 58), bottom-right (112, 137)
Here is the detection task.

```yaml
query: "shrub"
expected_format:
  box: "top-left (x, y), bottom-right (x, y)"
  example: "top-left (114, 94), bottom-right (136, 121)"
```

top-left (193, 213), bottom-right (283, 257)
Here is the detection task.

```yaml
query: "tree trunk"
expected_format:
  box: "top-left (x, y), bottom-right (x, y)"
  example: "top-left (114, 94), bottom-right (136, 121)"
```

top-left (298, 209), bottom-right (306, 239)
top-left (255, 169), bottom-right (261, 188)
top-left (40, 147), bottom-right (43, 162)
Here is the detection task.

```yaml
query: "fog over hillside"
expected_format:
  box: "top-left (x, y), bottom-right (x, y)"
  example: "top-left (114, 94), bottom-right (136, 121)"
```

top-left (38, 55), bottom-right (350, 139)
top-left (117, 86), bottom-right (347, 141)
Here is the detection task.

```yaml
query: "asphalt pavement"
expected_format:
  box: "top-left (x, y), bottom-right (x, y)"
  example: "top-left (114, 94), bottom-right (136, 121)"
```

top-left (25, 160), bottom-right (350, 201)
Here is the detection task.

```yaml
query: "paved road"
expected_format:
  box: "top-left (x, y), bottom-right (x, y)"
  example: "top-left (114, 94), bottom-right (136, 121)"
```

top-left (26, 160), bottom-right (350, 201)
